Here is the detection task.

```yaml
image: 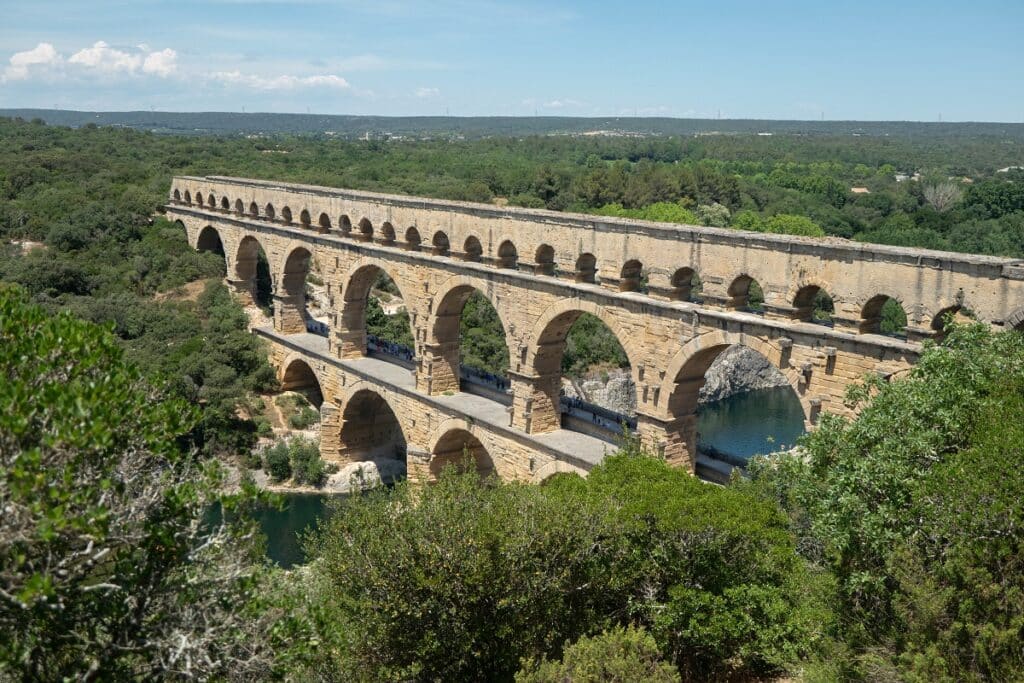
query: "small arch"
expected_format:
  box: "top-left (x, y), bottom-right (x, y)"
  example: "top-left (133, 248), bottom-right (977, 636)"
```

top-left (531, 460), bottom-right (587, 484)
top-left (670, 267), bottom-right (700, 302)
top-left (339, 215), bottom-right (353, 236)
top-left (195, 191), bottom-right (204, 207)
top-left (219, 196), bottom-right (229, 211)
top-left (432, 231), bottom-right (451, 256)
top-left (234, 198), bottom-right (245, 214)
top-left (264, 203), bottom-right (276, 221)
top-left (860, 295), bottom-right (907, 337)
top-left (281, 358), bottom-right (324, 409)
top-left (318, 212), bottom-right (331, 233)
top-left (299, 209), bottom-right (311, 229)
top-left (249, 201), bottom-right (259, 218)
top-left (429, 428), bottom-right (496, 481)
top-left (357, 217), bottom-right (373, 242)
top-left (173, 188), bottom-right (181, 201)
top-left (184, 190), bottom-right (192, 204)
top-left (727, 274), bottom-right (764, 312)
top-left (462, 235), bottom-right (482, 261)
top-left (405, 227), bottom-right (422, 251)
top-left (930, 304), bottom-right (974, 338)
top-left (619, 259), bottom-right (644, 292)
top-left (281, 206), bottom-right (293, 224)
top-left (379, 222), bottom-right (396, 245)
top-left (1007, 306), bottom-right (1024, 332)
top-left (207, 193), bottom-right (216, 209)
top-left (534, 244), bottom-right (555, 276)
top-left (793, 285), bottom-right (835, 325)
top-left (497, 240), bottom-right (518, 269)
top-left (575, 253), bottom-right (597, 283)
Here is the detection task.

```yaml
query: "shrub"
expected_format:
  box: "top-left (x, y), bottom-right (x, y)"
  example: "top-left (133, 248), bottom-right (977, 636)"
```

top-left (289, 436), bottom-right (326, 486)
top-left (263, 441), bottom-right (292, 481)
top-left (254, 417), bottom-right (274, 438)
top-left (516, 625), bottom-right (679, 683)
top-left (288, 405), bottom-right (319, 430)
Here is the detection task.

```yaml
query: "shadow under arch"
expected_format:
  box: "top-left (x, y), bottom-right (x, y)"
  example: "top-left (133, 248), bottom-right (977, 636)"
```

top-left (280, 357), bottom-right (324, 409)
top-left (525, 298), bottom-right (640, 439)
top-left (428, 275), bottom-right (514, 396)
top-left (338, 258), bottom-right (417, 361)
top-left (428, 425), bottom-right (496, 482)
top-left (277, 244), bottom-right (315, 335)
top-left (234, 235), bottom-right (274, 310)
top-left (195, 225), bottom-right (227, 276)
top-left (336, 386), bottom-right (408, 467)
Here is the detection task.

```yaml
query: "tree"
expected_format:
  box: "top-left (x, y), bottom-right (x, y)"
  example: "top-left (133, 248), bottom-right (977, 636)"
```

top-left (922, 180), bottom-right (963, 212)
top-left (0, 286), bottom-right (272, 680)
top-left (516, 626), bottom-right (679, 683)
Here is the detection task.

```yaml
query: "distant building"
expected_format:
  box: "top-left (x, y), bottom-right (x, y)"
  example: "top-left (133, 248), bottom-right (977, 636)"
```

top-left (895, 173), bottom-right (910, 182)
top-left (850, 187), bottom-right (871, 194)
top-left (997, 166), bottom-right (1024, 173)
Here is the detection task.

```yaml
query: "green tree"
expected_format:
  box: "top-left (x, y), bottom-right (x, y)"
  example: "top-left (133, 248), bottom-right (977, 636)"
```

top-left (516, 626), bottom-right (679, 683)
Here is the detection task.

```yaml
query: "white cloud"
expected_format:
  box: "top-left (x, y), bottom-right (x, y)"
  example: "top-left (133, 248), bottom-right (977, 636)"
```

top-left (3, 42), bottom-right (63, 81)
top-left (69, 41), bottom-right (142, 73)
top-left (544, 98), bottom-right (583, 109)
top-left (142, 48), bottom-right (178, 77)
top-left (211, 70), bottom-right (350, 91)
top-left (415, 86), bottom-right (440, 98)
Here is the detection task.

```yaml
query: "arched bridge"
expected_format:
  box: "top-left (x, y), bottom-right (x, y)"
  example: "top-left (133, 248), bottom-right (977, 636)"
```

top-left (166, 175), bottom-right (1024, 483)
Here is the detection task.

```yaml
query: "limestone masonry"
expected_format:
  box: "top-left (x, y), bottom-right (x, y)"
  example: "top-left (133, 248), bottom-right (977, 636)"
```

top-left (166, 175), bottom-right (1024, 483)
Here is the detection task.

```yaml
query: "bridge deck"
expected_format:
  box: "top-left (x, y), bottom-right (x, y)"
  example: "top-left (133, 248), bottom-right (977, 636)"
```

top-left (257, 328), bottom-right (616, 468)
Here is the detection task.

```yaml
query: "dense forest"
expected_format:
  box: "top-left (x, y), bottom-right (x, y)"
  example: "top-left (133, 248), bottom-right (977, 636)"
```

top-left (2, 116), bottom-right (1024, 680)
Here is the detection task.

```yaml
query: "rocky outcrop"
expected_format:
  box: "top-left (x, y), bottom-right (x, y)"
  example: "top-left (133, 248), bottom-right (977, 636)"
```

top-left (562, 346), bottom-right (789, 414)
top-left (697, 346), bottom-right (789, 403)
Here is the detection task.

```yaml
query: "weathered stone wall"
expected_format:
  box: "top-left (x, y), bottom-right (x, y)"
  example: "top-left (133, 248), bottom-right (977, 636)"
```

top-left (165, 174), bottom-right (1024, 479)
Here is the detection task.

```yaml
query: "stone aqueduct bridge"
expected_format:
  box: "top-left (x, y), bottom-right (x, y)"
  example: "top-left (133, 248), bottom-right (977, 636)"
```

top-left (166, 175), bottom-right (1024, 482)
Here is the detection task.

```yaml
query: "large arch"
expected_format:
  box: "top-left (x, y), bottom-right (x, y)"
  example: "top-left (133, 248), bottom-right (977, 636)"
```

top-left (337, 258), bottom-right (417, 361)
top-left (524, 299), bottom-right (641, 437)
top-left (234, 235), bottom-right (274, 310)
top-left (280, 357), bottom-right (324, 409)
top-left (427, 275), bottom-right (514, 395)
top-left (196, 225), bottom-right (225, 256)
top-left (277, 245), bottom-right (314, 335)
top-left (428, 424), bottom-right (496, 481)
top-left (334, 386), bottom-right (408, 466)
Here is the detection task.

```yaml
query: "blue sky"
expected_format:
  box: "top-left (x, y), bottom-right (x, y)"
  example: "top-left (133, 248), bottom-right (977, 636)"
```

top-left (0, 0), bottom-right (1021, 120)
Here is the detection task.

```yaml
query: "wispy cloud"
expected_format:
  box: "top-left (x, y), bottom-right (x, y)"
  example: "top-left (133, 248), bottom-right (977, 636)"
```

top-left (415, 86), bottom-right (440, 98)
top-left (210, 70), bottom-right (350, 91)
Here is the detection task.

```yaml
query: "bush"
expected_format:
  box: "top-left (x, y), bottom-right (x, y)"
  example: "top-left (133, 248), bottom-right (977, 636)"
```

top-left (289, 436), bottom-right (326, 486)
top-left (263, 441), bottom-right (292, 481)
top-left (516, 625), bottom-right (679, 683)
top-left (288, 405), bottom-right (319, 430)
top-left (254, 417), bottom-right (274, 438)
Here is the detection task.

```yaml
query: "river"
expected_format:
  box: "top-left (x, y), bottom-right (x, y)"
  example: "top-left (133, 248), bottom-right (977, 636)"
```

top-left (255, 386), bottom-right (806, 567)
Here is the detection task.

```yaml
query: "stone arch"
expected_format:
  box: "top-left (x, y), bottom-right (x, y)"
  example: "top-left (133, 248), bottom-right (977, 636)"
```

top-left (334, 384), bottom-right (410, 466)
top-left (531, 460), bottom-right (588, 484)
top-left (299, 209), bottom-right (311, 229)
top-left (249, 201), bottom-right (259, 218)
top-left (276, 245), bottom-right (314, 335)
top-left (339, 214), bottom-right (353, 236)
top-left (379, 221), bottom-right (397, 245)
top-left (432, 230), bottom-right (451, 256)
top-left (929, 302), bottom-right (974, 337)
top-left (281, 206), bottom-right (293, 224)
top-left (264, 203), bottom-right (276, 221)
top-left (670, 267), bottom-right (699, 301)
top-left (619, 259), bottom-right (644, 292)
top-left (575, 253), bottom-right (597, 283)
top-left (173, 188), bottom-right (181, 201)
top-left (428, 423), bottom-right (497, 481)
top-left (234, 234), bottom-right (274, 308)
top-left (235, 198), bottom-right (245, 214)
top-left (497, 240), bottom-right (518, 269)
top-left (220, 196), bottom-right (230, 211)
top-left (792, 283), bottom-right (835, 324)
top-left (357, 217), bottom-right (373, 242)
top-left (318, 212), bottom-right (331, 233)
top-left (207, 193), bottom-right (216, 209)
top-left (860, 293), bottom-right (908, 336)
top-left (534, 244), bottom-right (555, 276)
top-left (523, 298), bottom-right (641, 436)
top-left (727, 274), bottom-right (764, 311)
top-left (195, 191), bottom-right (204, 207)
top-left (427, 275), bottom-right (515, 394)
top-left (184, 190), bottom-right (192, 204)
top-left (196, 225), bottom-right (225, 257)
top-left (405, 226), bottom-right (422, 250)
top-left (1007, 306), bottom-right (1024, 331)
top-left (337, 258), bottom-right (417, 360)
top-left (280, 356), bottom-right (325, 408)
top-left (462, 235), bottom-right (482, 261)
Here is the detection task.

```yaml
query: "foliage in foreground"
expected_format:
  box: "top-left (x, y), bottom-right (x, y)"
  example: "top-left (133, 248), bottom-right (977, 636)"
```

top-left (746, 323), bottom-right (1024, 680)
top-left (515, 625), bottom-right (679, 683)
top-left (0, 287), bottom-right (272, 680)
top-left (289, 446), bottom-right (827, 681)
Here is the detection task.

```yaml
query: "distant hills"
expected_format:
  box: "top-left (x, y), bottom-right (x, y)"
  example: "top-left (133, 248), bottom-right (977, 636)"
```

top-left (2, 109), bottom-right (1023, 139)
